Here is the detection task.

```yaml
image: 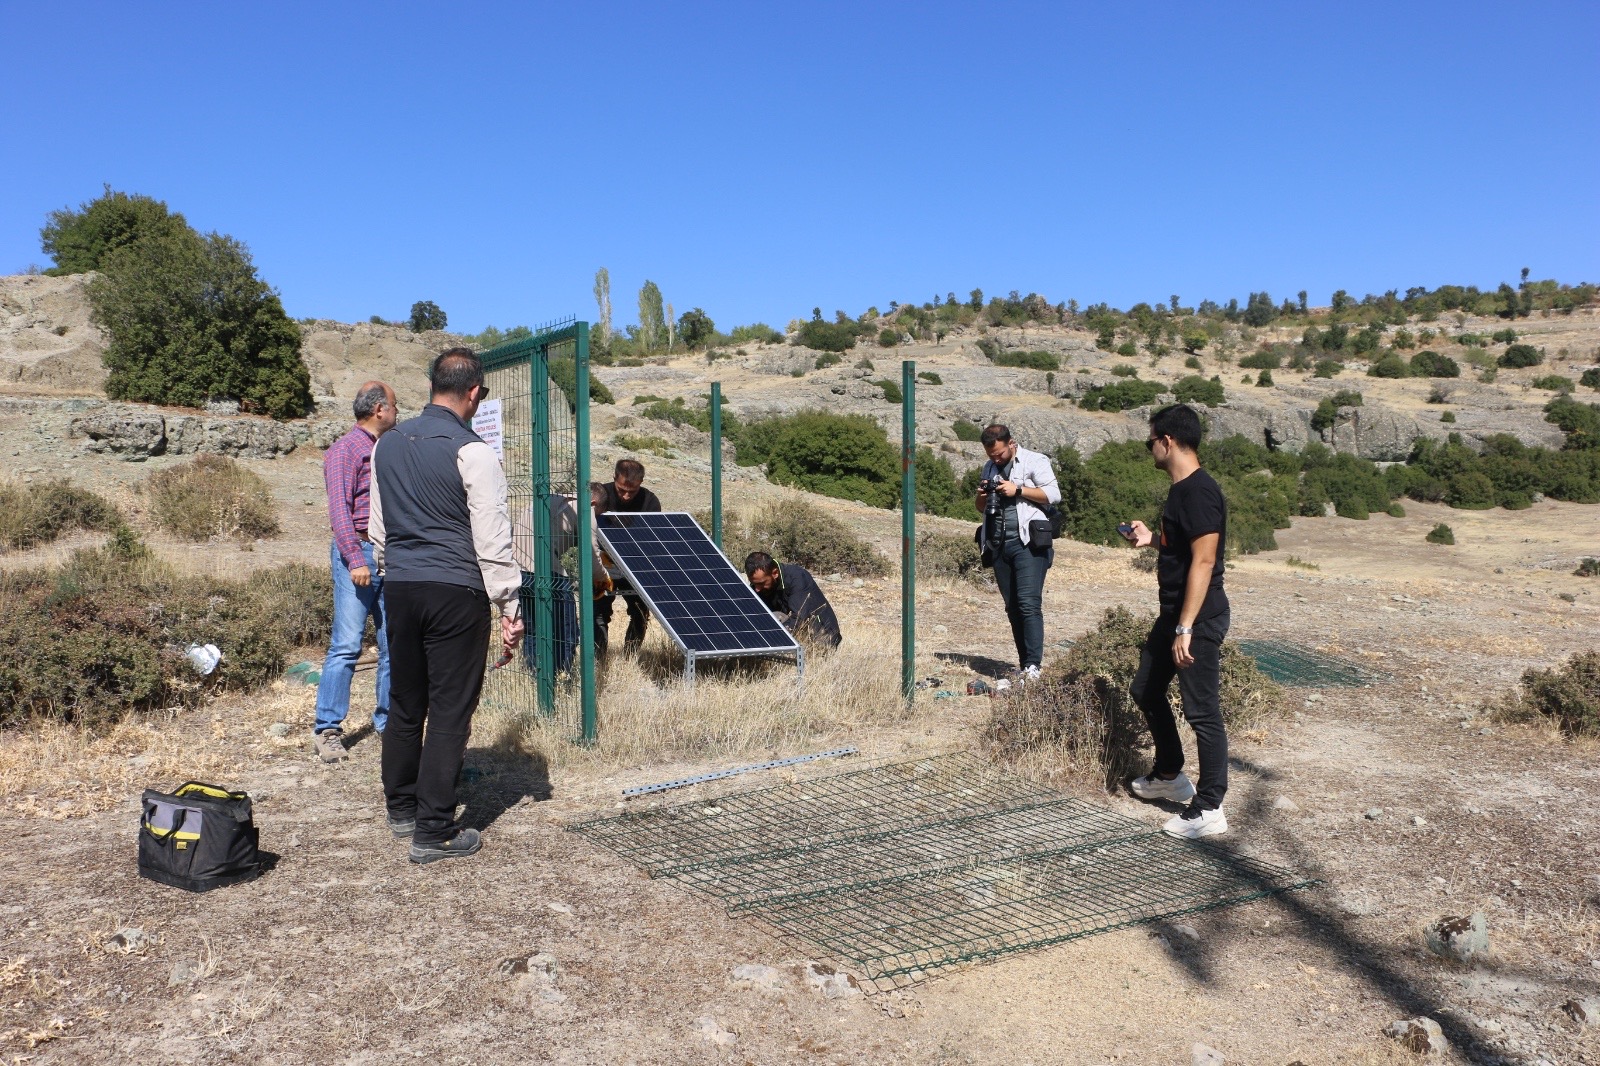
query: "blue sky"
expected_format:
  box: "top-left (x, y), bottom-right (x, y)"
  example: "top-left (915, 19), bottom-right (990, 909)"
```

top-left (3, 1), bottom-right (1596, 334)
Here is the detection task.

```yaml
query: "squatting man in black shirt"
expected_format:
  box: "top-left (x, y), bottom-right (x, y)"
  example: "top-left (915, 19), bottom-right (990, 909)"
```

top-left (1119, 403), bottom-right (1233, 839)
top-left (743, 552), bottom-right (842, 649)
top-left (594, 458), bottom-right (662, 657)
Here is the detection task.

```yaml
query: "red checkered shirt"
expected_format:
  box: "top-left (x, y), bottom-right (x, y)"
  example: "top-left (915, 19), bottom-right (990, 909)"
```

top-left (324, 425), bottom-right (377, 572)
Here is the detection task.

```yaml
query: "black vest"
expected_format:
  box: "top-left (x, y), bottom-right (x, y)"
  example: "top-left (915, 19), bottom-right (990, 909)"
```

top-left (374, 404), bottom-right (484, 591)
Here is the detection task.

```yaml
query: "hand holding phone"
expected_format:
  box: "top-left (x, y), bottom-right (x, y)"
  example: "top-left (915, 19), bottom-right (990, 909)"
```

top-left (1116, 522), bottom-right (1136, 540)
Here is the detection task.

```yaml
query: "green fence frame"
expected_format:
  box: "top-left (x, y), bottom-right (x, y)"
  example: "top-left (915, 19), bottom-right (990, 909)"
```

top-left (476, 320), bottom-right (597, 742)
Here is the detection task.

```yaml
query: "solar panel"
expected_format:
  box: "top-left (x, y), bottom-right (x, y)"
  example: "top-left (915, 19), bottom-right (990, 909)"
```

top-left (595, 512), bottom-right (800, 659)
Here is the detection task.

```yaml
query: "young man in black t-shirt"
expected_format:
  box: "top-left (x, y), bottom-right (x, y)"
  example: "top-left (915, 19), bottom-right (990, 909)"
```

top-left (1118, 403), bottom-right (1232, 839)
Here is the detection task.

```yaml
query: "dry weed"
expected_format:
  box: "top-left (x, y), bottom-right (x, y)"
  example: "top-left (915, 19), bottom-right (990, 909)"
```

top-left (145, 455), bottom-right (279, 542)
top-left (478, 626), bottom-right (909, 774)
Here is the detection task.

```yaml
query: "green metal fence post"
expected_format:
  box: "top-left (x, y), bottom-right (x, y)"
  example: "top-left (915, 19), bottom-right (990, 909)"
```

top-left (710, 381), bottom-right (723, 550)
top-left (901, 359), bottom-right (916, 704)
top-left (574, 323), bottom-right (597, 743)
top-left (531, 343), bottom-right (556, 715)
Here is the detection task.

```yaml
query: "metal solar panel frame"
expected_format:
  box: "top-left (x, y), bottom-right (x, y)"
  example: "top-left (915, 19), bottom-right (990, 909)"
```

top-left (595, 511), bottom-right (803, 683)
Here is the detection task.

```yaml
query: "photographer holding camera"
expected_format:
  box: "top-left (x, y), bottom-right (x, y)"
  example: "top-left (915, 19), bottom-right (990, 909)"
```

top-left (973, 424), bottom-right (1060, 681)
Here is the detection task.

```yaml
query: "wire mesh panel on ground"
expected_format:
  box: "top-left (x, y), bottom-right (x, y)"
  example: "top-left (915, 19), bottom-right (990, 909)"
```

top-left (1234, 640), bottom-right (1388, 688)
top-left (568, 752), bottom-right (1316, 986)
top-left (475, 320), bottom-right (596, 740)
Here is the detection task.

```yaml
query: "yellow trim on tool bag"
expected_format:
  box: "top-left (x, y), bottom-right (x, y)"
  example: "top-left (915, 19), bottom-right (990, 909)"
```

top-left (174, 783), bottom-right (242, 800)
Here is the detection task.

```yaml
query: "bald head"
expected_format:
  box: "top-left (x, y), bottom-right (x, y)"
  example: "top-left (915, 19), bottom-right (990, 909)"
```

top-left (353, 380), bottom-right (397, 434)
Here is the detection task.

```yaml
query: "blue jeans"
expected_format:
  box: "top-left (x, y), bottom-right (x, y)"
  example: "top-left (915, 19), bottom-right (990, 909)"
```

top-left (315, 541), bottom-right (390, 734)
top-left (992, 534), bottom-right (1048, 670)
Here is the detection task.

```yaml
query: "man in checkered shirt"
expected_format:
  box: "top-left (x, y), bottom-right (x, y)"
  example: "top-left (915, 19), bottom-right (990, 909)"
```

top-left (313, 380), bottom-right (398, 763)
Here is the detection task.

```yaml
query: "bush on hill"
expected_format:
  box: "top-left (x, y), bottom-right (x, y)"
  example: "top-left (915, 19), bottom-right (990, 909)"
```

top-left (145, 455), bottom-right (280, 541)
top-left (0, 480), bottom-right (121, 551)
top-left (1172, 375), bottom-right (1225, 407)
top-left (715, 498), bottom-right (889, 578)
top-left (1409, 351), bottom-right (1459, 378)
top-left (1079, 379), bottom-right (1167, 412)
top-left (1499, 344), bottom-right (1543, 368)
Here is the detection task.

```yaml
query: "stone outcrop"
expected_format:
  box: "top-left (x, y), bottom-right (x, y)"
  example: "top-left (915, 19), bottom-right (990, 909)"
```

top-left (68, 402), bottom-right (342, 460)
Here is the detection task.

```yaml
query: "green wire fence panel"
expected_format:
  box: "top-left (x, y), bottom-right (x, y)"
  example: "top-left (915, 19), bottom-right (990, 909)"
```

top-left (569, 752), bottom-right (1316, 987)
top-left (1234, 640), bottom-right (1388, 688)
top-left (476, 320), bottom-right (596, 741)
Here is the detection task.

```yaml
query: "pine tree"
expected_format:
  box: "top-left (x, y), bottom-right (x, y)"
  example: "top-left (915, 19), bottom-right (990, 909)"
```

top-left (592, 267), bottom-right (612, 349)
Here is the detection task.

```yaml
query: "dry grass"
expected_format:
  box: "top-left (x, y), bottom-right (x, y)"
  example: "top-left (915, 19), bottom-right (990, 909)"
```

top-left (0, 479), bottom-right (120, 551)
top-left (477, 626), bottom-right (910, 775)
top-left (144, 455), bottom-right (279, 541)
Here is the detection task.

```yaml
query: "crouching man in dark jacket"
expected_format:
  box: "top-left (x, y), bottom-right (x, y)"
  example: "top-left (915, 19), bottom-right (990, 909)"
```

top-left (744, 552), bottom-right (842, 649)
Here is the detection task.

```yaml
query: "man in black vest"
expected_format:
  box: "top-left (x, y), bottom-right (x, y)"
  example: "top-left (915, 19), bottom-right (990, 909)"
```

top-left (369, 348), bottom-right (523, 863)
top-left (594, 458), bottom-right (661, 656)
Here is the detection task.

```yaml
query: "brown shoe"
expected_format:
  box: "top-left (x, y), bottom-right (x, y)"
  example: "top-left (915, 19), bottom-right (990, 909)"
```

top-left (314, 729), bottom-right (348, 763)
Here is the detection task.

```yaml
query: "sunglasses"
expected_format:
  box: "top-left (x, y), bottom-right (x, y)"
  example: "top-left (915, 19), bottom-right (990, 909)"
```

top-left (477, 383), bottom-right (491, 399)
top-left (1145, 437), bottom-right (1160, 451)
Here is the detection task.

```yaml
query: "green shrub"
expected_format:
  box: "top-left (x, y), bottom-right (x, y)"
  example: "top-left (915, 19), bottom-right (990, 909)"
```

top-left (917, 371), bottom-right (942, 385)
top-left (1409, 350), bottom-right (1460, 377)
top-left (1172, 375), bottom-right (1226, 407)
top-left (1581, 368), bottom-right (1600, 391)
top-left (1574, 557), bottom-right (1599, 577)
top-left (1110, 364), bottom-right (1139, 378)
top-left (1425, 522), bottom-right (1455, 545)
top-left (1440, 411), bottom-right (1456, 423)
top-left (1239, 350), bottom-right (1281, 370)
top-left (1499, 344), bottom-right (1543, 368)
top-left (1314, 359), bottom-right (1343, 378)
top-left (1496, 651), bottom-right (1600, 736)
top-left (953, 418), bottom-right (983, 442)
top-left (874, 378), bottom-right (903, 404)
top-left (736, 411), bottom-right (899, 508)
top-left (85, 214), bottom-right (311, 419)
top-left (981, 606), bottom-right (1284, 785)
top-left (634, 396), bottom-right (726, 433)
top-left (1184, 356), bottom-right (1202, 370)
top-left (1367, 353), bottom-right (1411, 378)
top-left (1387, 502), bottom-right (1406, 517)
top-left (1115, 341), bottom-right (1139, 358)
top-left (855, 358), bottom-right (875, 371)
top-left (1531, 374), bottom-right (1574, 392)
top-left (0, 546), bottom-right (329, 727)
top-left (992, 349), bottom-right (1060, 371)
top-left (1490, 328), bottom-right (1519, 344)
top-left (716, 498), bottom-right (888, 577)
top-left (548, 355), bottom-right (614, 406)
top-left (793, 318), bottom-right (858, 352)
top-left (877, 328), bottom-right (899, 348)
top-left (145, 455), bottom-right (280, 541)
top-left (1079, 379), bottom-right (1167, 412)
top-left (1460, 346), bottom-right (1495, 369)
top-left (1256, 370), bottom-right (1274, 387)
top-left (0, 480), bottom-right (121, 551)
top-left (729, 323), bottom-right (784, 345)
top-left (612, 432), bottom-right (673, 457)
top-left (916, 528), bottom-right (985, 583)
top-left (1331, 389), bottom-right (1364, 408)
top-left (814, 352), bottom-right (841, 370)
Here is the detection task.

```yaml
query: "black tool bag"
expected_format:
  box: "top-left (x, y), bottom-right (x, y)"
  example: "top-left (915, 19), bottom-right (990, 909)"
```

top-left (139, 782), bottom-right (261, 893)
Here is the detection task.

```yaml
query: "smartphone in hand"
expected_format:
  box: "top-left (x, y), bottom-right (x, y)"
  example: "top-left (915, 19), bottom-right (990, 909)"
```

top-left (1117, 522), bottom-right (1136, 540)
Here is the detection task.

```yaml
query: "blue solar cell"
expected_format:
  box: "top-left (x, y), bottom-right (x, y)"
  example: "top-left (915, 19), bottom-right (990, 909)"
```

top-left (596, 512), bottom-right (799, 657)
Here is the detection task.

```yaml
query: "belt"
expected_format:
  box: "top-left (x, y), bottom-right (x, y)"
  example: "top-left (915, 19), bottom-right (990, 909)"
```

top-left (357, 532), bottom-right (371, 543)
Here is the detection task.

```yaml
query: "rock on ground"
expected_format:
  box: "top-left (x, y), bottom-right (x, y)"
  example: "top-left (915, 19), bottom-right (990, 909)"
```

top-left (1384, 1017), bottom-right (1449, 1055)
top-left (1423, 911), bottom-right (1489, 964)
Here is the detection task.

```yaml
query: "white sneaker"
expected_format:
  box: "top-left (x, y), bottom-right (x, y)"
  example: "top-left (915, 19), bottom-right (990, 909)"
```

top-left (1020, 665), bottom-right (1042, 682)
top-left (1130, 771), bottom-right (1196, 803)
top-left (1163, 806), bottom-right (1228, 839)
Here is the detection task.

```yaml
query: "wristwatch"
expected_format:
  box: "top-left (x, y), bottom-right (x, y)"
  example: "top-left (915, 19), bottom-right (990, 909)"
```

top-left (1174, 624), bottom-right (1194, 635)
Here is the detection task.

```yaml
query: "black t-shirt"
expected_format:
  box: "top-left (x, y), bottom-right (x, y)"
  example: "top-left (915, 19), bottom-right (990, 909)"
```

top-left (596, 483), bottom-right (661, 520)
top-left (1157, 468), bottom-right (1228, 619)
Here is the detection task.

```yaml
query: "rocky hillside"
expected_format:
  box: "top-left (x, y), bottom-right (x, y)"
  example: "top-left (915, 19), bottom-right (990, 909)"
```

top-left (2, 272), bottom-right (1596, 468)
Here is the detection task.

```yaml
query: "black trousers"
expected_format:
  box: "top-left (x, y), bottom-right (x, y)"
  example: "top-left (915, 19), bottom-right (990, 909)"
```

top-left (1129, 610), bottom-right (1231, 810)
top-left (595, 587), bottom-right (649, 656)
top-left (382, 581), bottom-right (491, 844)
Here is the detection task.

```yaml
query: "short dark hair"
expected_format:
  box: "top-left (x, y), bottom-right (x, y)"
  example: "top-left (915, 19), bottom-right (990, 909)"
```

top-left (1149, 403), bottom-right (1204, 451)
top-left (614, 458), bottom-right (645, 482)
top-left (352, 383), bottom-right (387, 420)
top-left (980, 423), bottom-right (1012, 448)
top-left (429, 347), bottom-right (484, 398)
top-left (589, 481), bottom-right (608, 506)
top-left (743, 551), bottom-right (777, 577)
